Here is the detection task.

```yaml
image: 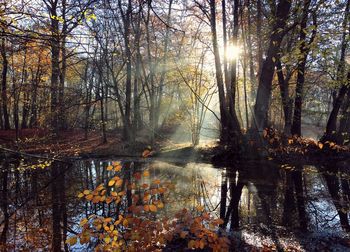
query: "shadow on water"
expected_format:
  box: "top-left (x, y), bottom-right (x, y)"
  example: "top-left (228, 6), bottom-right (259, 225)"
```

top-left (0, 157), bottom-right (350, 251)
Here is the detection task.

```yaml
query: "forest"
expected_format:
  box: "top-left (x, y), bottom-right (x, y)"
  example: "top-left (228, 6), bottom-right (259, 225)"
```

top-left (1, 0), bottom-right (350, 251)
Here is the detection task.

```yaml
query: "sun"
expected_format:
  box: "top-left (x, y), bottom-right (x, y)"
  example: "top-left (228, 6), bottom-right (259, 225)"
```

top-left (226, 45), bottom-right (241, 60)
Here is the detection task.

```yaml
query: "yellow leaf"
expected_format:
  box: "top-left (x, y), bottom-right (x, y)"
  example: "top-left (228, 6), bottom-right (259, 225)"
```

top-left (196, 205), bottom-right (204, 212)
top-left (149, 204), bottom-right (157, 212)
top-left (83, 190), bottom-right (90, 195)
top-left (114, 165), bottom-right (122, 172)
top-left (143, 170), bottom-right (150, 177)
top-left (108, 179), bottom-right (116, 187)
top-left (153, 179), bottom-right (161, 185)
top-left (66, 236), bottom-right (77, 246)
top-left (104, 236), bottom-right (111, 244)
top-left (157, 201), bottom-right (164, 209)
top-left (80, 218), bottom-right (88, 226)
top-left (107, 165), bottom-right (113, 171)
top-left (114, 215), bottom-right (123, 225)
top-left (143, 194), bottom-right (151, 202)
top-left (78, 193), bottom-right (84, 198)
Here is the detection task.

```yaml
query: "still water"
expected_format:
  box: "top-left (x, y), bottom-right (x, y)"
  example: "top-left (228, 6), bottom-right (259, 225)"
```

top-left (0, 158), bottom-right (349, 251)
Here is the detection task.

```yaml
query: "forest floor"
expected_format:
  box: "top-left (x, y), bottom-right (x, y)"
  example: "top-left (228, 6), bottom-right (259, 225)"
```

top-left (0, 129), bottom-right (139, 157)
top-left (0, 128), bottom-right (349, 164)
top-left (0, 128), bottom-right (216, 160)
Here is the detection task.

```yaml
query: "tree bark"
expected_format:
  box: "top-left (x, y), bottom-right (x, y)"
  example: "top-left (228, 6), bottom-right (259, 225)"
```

top-left (48, 1), bottom-right (60, 136)
top-left (209, 0), bottom-right (229, 142)
top-left (253, 0), bottom-right (292, 131)
top-left (1, 36), bottom-right (10, 130)
top-left (322, 0), bottom-right (350, 142)
top-left (291, 0), bottom-right (313, 136)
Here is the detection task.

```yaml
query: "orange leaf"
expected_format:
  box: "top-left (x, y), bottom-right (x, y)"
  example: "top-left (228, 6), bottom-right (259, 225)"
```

top-left (153, 179), bottom-right (161, 185)
top-left (115, 179), bottom-right (123, 187)
top-left (108, 179), bottom-right (115, 187)
top-left (142, 149), bottom-right (151, 158)
top-left (149, 204), bottom-right (157, 212)
top-left (107, 165), bottom-right (113, 171)
top-left (196, 205), bottom-right (204, 211)
top-left (180, 231), bottom-right (188, 239)
top-left (143, 170), bottom-right (150, 177)
top-left (66, 236), bottom-right (77, 246)
top-left (86, 194), bottom-right (93, 201)
top-left (114, 165), bottom-right (122, 172)
top-left (157, 201), bottom-right (164, 209)
top-left (318, 142), bottom-right (324, 149)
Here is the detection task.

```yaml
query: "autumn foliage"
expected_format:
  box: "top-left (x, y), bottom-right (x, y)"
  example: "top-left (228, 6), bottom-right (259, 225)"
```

top-left (68, 161), bottom-right (230, 251)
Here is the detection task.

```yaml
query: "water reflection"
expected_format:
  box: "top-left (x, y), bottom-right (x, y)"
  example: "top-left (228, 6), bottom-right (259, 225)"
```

top-left (0, 158), bottom-right (349, 250)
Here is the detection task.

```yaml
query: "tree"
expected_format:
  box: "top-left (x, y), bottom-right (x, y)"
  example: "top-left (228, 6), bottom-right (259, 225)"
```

top-left (253, 0), bottom-right (292, 132)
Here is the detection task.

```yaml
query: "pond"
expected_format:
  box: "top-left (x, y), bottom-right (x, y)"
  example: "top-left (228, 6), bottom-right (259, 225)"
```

top-left (0, 157), bottom-right (349, 251)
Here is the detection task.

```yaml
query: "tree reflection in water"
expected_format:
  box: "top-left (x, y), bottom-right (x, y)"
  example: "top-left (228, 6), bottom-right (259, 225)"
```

top-left (0, 158), bottom-right (349, 250)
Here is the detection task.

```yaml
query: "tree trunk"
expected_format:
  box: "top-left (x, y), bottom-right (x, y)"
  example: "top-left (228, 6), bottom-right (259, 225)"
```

top-left (59, 23), bottom-right (67, 130)
top-left (119, 0), bottom-right (132, 142)
top-left (256, 0), bottom-right (263, 78)
top-left (0, 162), bottom-right (9, 247)
top-left (1, 37), bottom-right (10, 130)
top-left (291, 0), bottom-right (313, 136)
top-left (49, 2), bottom-right (60, 136)
top-left (322, 0), bottom-right (350, 142)
top-left (275, 58), bottom-right (292, 133)
top-left (253, 0), bottom-right (292, 131)
top-left (51, 163), bottom-right (62, 251)
top-left (209, 0), bottom-right (229, 142)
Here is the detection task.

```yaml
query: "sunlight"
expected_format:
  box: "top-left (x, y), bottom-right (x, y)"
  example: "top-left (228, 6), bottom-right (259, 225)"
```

top-left (226, 44), bottom-right (241, 60)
